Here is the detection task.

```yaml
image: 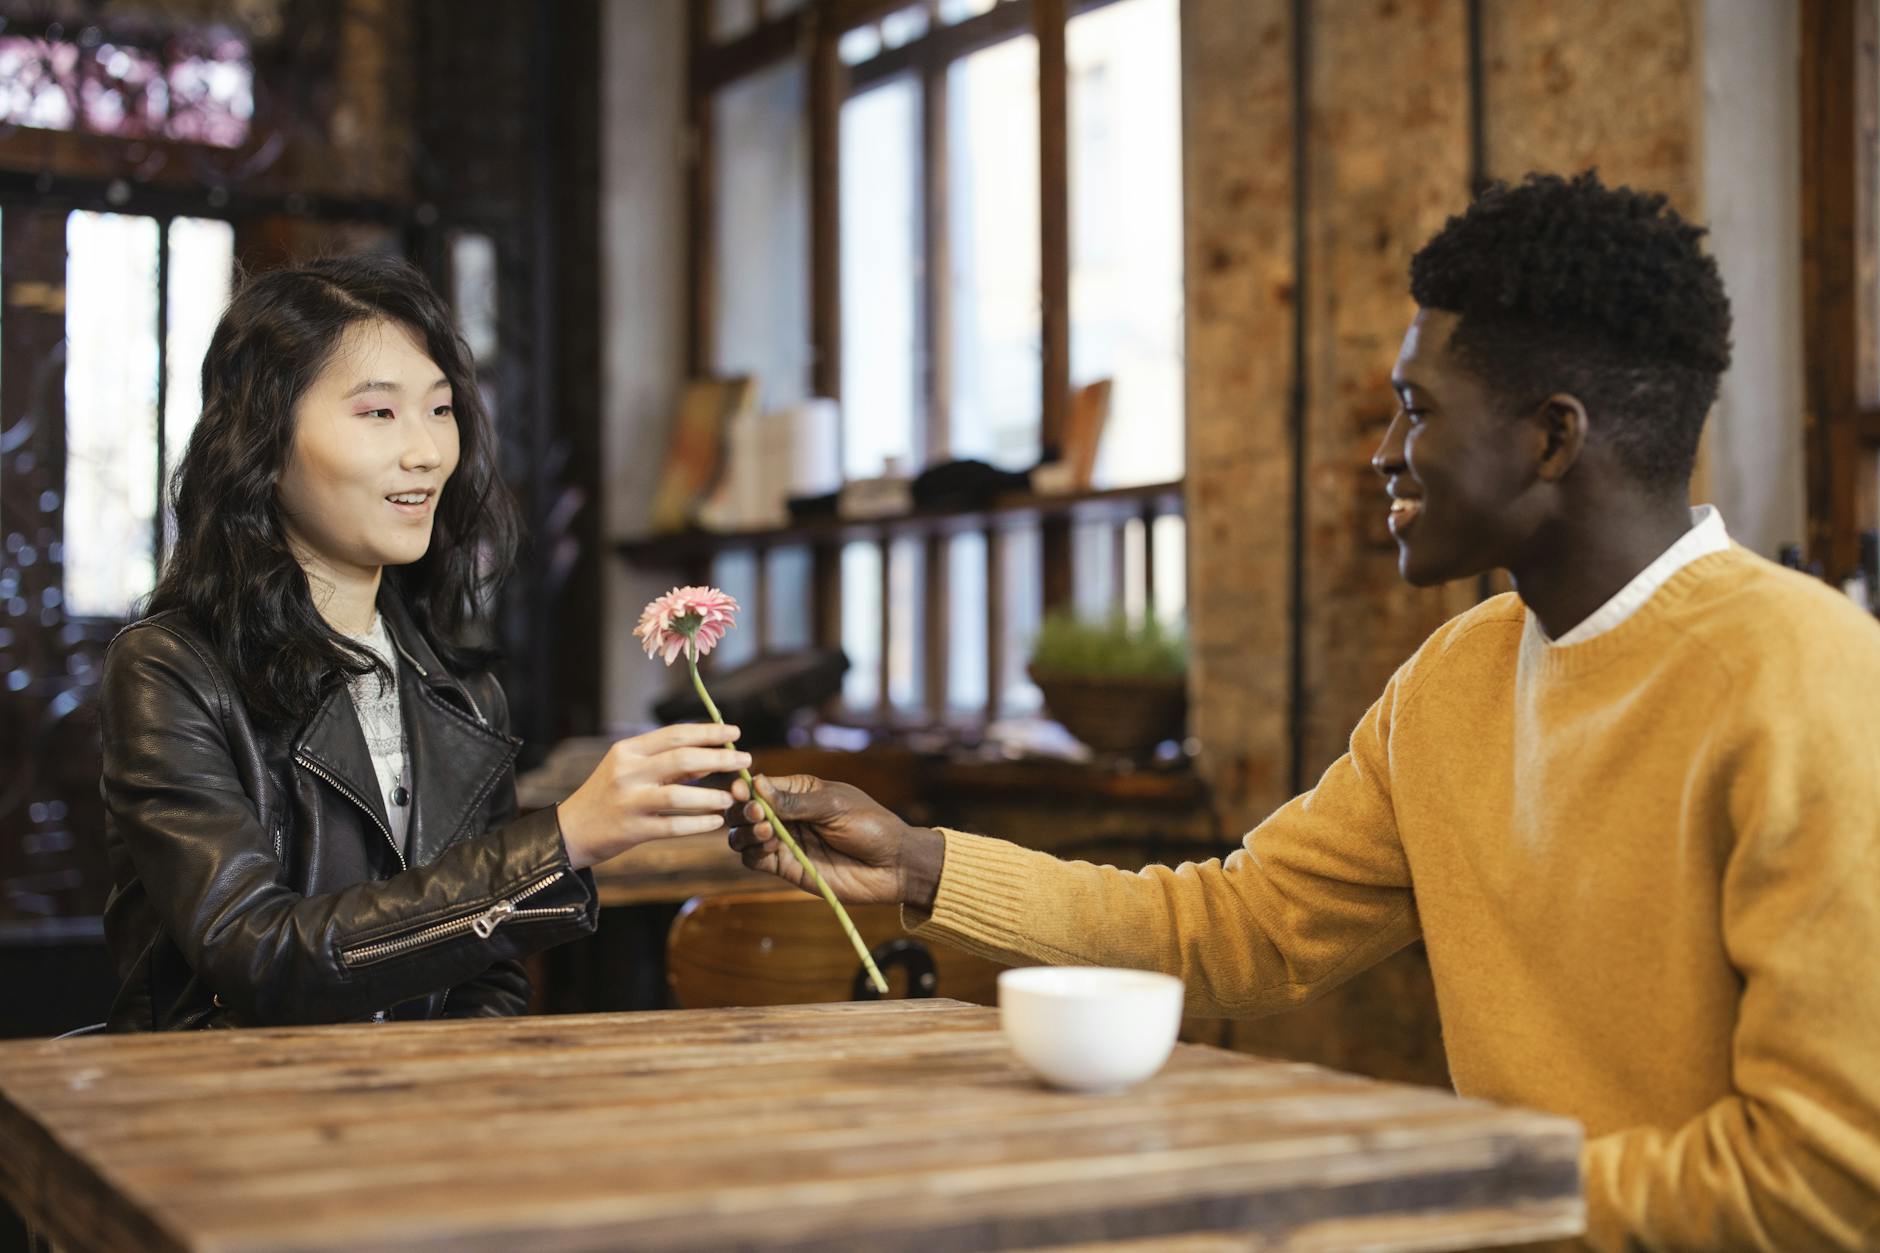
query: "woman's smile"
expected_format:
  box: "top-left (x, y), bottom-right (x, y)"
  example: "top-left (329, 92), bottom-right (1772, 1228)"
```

top-left (385, 487), bottom-right (438, 520)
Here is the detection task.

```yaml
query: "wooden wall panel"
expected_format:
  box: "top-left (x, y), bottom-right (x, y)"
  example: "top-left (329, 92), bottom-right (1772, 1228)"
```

top-left (1481, 0), bottom-right (1700, 210)
top-left (1179, 0), bottom-right (1707, 1088)
top-left (1180, 0), bottom-right (1298, 832)
top-left (1299, 0), bottom-right (1478, 785)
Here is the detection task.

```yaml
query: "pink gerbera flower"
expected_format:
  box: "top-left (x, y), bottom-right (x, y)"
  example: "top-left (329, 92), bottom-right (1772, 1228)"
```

top-left (635, 586), bottom-right (741, 665)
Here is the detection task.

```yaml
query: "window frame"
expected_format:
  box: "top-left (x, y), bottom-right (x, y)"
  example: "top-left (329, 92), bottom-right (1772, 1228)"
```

top-left (1801, 0), bottom-right (1880, 580)
top-left (686, 0), bottom-right (1180, 725)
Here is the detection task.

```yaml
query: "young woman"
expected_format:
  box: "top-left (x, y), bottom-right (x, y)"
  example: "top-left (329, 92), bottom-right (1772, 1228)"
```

top-left (99, 254), bottom-right (743, 1030)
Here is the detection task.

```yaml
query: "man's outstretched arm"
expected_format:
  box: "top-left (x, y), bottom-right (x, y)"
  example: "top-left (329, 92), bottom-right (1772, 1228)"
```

top-left (729, 669), bottom-right (1422, 1020)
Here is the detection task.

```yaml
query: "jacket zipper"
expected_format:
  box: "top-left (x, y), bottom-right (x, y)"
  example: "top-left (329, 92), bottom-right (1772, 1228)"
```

top-left (294, 752), bottom-right (408, 873)
top-left (339, 871), bottom-right (577, 968)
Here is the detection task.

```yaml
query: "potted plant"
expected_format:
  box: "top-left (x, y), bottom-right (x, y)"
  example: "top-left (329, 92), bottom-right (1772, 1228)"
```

top-left (1027, 614), bottom-right (1188, 757)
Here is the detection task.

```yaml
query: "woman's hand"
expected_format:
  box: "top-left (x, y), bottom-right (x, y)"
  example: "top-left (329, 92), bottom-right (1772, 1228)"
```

top-left (726, 774), bottom-right (944, 908)
top-left (555, 725), bottom-right (749, 870)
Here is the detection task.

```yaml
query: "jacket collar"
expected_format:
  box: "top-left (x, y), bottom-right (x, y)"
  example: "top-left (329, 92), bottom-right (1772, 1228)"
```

top-left (294, 593), bottom-right (519, 867)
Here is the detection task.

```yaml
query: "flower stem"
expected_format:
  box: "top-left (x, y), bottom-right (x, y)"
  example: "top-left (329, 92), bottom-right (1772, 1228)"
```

top-left (689, 650), bottom-right (889, 995)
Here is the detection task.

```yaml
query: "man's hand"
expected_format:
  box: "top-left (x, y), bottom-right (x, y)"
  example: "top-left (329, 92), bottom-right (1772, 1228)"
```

top-left (727, 774), bottom-right (944, 909)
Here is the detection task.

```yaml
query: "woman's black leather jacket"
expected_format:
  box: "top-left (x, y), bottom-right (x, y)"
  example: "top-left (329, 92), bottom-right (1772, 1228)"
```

top-left (98, 597), bottom-right (598, 1030)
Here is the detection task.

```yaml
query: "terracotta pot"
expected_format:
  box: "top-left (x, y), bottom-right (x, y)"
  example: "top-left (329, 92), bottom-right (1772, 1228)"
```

top-left (1028, 667), bottom-right (1188, 757)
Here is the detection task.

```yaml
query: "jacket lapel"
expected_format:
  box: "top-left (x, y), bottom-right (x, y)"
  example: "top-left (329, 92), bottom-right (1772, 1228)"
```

top-left (380, 597), bottom-right (519, 867)
top-left (294, 686), bottom-right (395, 842)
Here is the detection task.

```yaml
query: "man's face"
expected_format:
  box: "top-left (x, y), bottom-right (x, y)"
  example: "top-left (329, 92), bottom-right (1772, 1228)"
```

top-left (1374, 309), bottom-right (1548, 587)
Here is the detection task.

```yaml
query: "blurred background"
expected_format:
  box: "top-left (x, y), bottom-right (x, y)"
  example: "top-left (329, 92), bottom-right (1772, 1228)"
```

top-left (0, 0), bottom-right (1872, 1110)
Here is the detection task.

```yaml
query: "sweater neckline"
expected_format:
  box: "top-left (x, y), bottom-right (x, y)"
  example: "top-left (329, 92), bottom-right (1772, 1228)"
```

top-left (1520, 546), bottom-right (1747, 678)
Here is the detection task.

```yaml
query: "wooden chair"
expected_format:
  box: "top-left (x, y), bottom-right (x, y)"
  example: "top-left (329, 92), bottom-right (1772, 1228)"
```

top-left (666, 889), bottom-right (1007, 1009)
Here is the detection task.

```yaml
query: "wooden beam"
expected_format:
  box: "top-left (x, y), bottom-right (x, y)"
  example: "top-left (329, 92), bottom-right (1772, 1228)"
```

top-left (1036, 0), bottom-right (1070, 459)
top-left (812, 541), bottom-right (843, 652)
top-left (685, 0), bottom-right (715, 378)
top-left (846, 0), bottom-right (1128, 91)
top-left (694, 15), bottom-right (803, 95)
top-left (1800, 0), bottom-right (1876, 578)
top-left (1036, 0), bottom-right (1073, 614)
top-left (1863, 407), bottom-right (1880, 444)
top-left (921, 40), bottom-right (953, 460)
top-left (850, 0), bottom-right (1036, 91)
top-left (809, 18), bottom-right (845, 402)
top-left (754, 544), bottom-right (772, 652)
top-left (985, 524), bottom-right (1006, 718)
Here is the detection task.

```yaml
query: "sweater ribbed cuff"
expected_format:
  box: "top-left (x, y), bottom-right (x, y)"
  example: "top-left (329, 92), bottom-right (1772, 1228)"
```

top-left (903, 828), bottom-right (1053, 958)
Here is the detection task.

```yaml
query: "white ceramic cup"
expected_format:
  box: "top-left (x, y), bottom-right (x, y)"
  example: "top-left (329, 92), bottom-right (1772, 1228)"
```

top-left (997, 966), bottom-right (1185, 1093)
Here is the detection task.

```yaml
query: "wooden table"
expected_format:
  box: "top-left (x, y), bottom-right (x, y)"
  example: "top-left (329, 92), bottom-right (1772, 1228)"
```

top-left (0, 1001), bottom-right (1583, 1252)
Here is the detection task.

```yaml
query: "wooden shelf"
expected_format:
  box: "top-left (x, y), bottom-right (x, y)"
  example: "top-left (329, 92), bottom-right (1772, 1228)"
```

top-left (615, 480), bottom-right (1184, 565)
top-left (928, 754), bottom-right (1208, 806)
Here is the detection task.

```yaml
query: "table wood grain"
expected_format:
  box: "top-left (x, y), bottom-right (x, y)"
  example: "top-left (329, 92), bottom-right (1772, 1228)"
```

top-left (0, 1001), bottom-right (1584, 1252)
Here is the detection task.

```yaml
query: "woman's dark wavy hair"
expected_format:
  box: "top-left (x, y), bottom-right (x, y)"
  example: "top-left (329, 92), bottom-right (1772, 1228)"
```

top-left (145, 253), bottom-right (520, 726)
top-left (1409, 169), bottom-right (1733, 491)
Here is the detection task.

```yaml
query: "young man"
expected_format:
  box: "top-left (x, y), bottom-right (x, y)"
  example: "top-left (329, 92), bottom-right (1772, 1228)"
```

top-left (728, 172), bottom-right (1880, 1250)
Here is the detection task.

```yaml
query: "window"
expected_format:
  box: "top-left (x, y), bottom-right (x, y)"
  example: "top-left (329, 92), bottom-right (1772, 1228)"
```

top-left (711, 60), bottom-right (810, 413)
top-left (164, 216), bottom-right (236, 531)
top-left (948, 35), bottom-right (1042, 470)
top-left (64, 211), bottom-right (160, 619)
top-left (1069, 0), bottom-right (1183, 487)
top-left (0, 30), bottom-right (252, 148)
top-left (63, 210), bottom-right (233, 619)
top-left (839, 77), bottom-right (922, 477)
top-left (840, 541), bottom-right (882, 708)
top-left (687, 0), bottom-right (1188, 726)
top-left (1799, 0), bottom-right (1880, 581)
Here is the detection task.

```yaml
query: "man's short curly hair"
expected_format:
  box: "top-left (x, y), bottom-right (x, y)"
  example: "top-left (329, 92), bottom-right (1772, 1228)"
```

top-left (1409, 170), bottom-right (1733, 491)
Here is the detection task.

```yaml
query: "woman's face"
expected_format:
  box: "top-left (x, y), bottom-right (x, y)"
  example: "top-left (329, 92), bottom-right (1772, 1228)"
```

top-left (277, 318), bottom-right (460, 581)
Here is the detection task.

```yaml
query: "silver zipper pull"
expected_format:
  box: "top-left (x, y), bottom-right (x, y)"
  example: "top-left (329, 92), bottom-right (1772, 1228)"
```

top-left (472, 899), bottom-right (517, 939)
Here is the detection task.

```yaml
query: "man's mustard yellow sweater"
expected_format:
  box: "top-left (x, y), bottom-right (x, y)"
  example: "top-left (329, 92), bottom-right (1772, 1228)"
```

top-left (911, 547), bottom-right (1880, 1250)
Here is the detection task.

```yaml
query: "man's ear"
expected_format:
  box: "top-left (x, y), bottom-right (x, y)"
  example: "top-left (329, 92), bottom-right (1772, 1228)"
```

top-left (1533, 393), bottom-right (1589, 482)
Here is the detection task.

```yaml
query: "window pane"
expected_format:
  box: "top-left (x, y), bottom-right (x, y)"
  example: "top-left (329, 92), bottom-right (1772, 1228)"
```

top-left (713, 61), bottom-right (810, 412)
top-left (1072, 519), bottom-right (1119, 620)
top-left (880, 6), bottom-right (931, 48)
top-left (949, 35), bottom-right (1040, 471)
top-left (887, 536), bottom-right (924, 711)
top-left (164, 37), bottom-right (254, 149)
top-left (0, 37), bottom-right (77, 130)
top-left (841, 541), bottom-right (882, 709)
top-left (838, 26), bottom-right (882, 66)
top-left (450, 231), bottom-right (499, 364)
top-left (164, 217), bottom-right (233, 495)
top-left (710, 549), bottom-right (761, 671)
top-left (65, 211), bottom-right (159, 619)
top-left (1000, 524), bottom-right (1041, 714)
top-left (946, 531), bottom-right (988, 712)
top-left (840, 77), bottom-right (923, 477)
top-left (710, 0), bottom-right (759, 43)
top-left (1069, 0), bottom-right (1183, 487)
top-left (765, 545), bottom-right (814, 653)
top-left (1152, 512), bottom-right (1186, 629)
top-left (938, 0), bottom-right (998, 23)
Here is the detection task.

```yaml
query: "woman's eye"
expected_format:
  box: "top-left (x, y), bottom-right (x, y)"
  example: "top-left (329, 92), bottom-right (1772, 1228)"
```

top-left (364, 407), bottom-right (395, 420)
top-left (432, 404), bottom-right (454, 418)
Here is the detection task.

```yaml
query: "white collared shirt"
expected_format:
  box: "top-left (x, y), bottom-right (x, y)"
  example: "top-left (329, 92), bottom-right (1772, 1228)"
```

top-left (1546, 505), bottom-right (1731, 646)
